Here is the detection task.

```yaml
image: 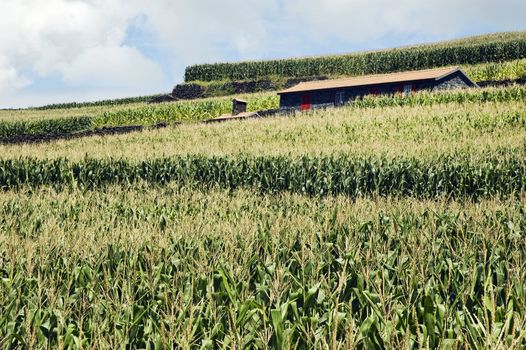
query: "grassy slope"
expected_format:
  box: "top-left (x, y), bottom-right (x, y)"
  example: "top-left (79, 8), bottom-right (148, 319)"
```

top-left (1, 90), bottom-right (526, 348)
top-left (1, 100), bottom-right (524, 161)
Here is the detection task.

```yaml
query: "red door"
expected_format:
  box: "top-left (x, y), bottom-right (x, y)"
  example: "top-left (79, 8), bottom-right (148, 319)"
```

top-left (300, 95), bottom-right (311, 111)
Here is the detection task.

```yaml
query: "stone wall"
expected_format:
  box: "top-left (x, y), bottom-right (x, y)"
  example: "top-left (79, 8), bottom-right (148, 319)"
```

top-left (433, 75), bottom-right (471, 91)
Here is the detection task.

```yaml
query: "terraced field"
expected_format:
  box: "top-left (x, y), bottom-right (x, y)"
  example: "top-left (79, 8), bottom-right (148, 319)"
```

top-left (184, 31), bottom-right (526, 82)
top-left (1, 84), bottom-right (526, 348)
top-left (1, 32), bottom-right (526, 349)
top-left (0, 88), bottom-right (523, 159)
top-left (1, 84), bottom-right (525, 145)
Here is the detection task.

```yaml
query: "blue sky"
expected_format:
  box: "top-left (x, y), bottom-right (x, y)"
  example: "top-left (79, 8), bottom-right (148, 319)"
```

top-left (0, 0), bottom-right (525, 108)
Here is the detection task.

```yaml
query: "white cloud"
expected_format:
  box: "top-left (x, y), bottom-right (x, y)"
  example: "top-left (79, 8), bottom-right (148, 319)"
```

top-left (0, 0), bottom-right (163, 107)
top-left (141, 0), bottom-right (279, 66)
top-left (134, 0), bottom-right (526, 73)
top-left (0, 65), bottom-right (31, 92)
top-left (62, 45), bottom-right (164, 88)
top-left (0, 0), bottom-right (524, 107)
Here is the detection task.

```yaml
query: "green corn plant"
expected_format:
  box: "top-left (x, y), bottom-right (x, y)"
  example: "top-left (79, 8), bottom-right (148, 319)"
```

top-left (185, 32), bottom-right (526, 82)
top-left (0, 116), bottom-right (93, 139)
top-left (1, 185), bottom-right (526, 348)
top-left (0, 148), bottom-right (525, 199)
top-left (33, 94), bottom-right (166, 110)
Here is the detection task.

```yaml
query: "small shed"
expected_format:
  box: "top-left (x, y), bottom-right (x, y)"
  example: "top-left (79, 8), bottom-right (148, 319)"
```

top-left (204, 98), bottom-right (259, 123)
top-left (278, 66), bottom-right (477, 111)
top-left (232, 98), bottom-right (248, 116)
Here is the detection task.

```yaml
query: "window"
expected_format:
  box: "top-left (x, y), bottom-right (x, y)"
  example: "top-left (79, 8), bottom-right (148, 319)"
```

top-left (335, 92), bottom-right (345, 106)
top-left (403, 84), bottom-right (413, 95)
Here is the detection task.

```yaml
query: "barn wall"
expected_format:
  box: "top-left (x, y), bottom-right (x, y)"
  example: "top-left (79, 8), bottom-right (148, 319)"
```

top-left (279, 80), bottom-right (433, 109)
top-left (279, 94), bottom-right (302, 109)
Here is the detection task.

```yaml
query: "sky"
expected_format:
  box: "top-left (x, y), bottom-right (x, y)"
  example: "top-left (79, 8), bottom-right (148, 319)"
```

top-left (0, 0), bottom-right (525, 108)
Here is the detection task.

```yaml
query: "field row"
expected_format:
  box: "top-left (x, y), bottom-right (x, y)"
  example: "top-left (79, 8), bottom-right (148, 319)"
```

top-left (1, 148), bottom-right (525, 198)
top-left (0, 92), bottom-right (276, 127)
top-left (2, 100), bottom-right (524, 161)
top-left (96, 85), bottom-right (526, 127)
top-left (466, 58), bottom-right (526, 82)
top-left (31, 94), bottom-right (166, 110)
top-left (178, 58), bottom-right (526, 100)
top-left (1, 85), bottom-right (525, 141)
top-left (1, 186), bottom-right (525, 348)
top-left (0, 93), bottom-right (276, 139)
top-left (184, 32), bottom-right (526, 82)
top-left (0, 116), bottom-right (92, 139)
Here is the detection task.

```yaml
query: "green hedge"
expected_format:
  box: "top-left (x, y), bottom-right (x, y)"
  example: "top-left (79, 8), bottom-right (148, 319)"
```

top-left (185, 32), bottom-right (526, 82)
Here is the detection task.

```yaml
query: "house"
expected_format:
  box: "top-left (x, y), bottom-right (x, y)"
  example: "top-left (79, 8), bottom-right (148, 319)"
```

top-left (278, 66), bottom-right (477, 111)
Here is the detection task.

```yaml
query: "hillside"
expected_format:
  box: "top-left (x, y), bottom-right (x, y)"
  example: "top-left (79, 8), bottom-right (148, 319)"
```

top-left (2, 31), bottom-right (526, 349)
top-left (2, 89), bottom-right (526, 347)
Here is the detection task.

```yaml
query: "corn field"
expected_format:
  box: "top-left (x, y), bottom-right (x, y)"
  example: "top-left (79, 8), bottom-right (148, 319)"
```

top-left (33, 94), bottom-right (166, 110)
top-left (184, 32), bottom-right (526, 82)
top-left (0, 116), bottom-right (92, 139)
top-left (351, 85), bottom-right (526, 109)
top-left (465, 58), bottom-right (526, 82)
top-left (0, 93), bottom-right (277, 139)
top-left (181, 58), bottom-right (526, 100)
top-left (92, 93), bottom-right (278, 126)
top-left (1, 186), bottom-right (526, 348)
top-left (90, 85), bottom-right (526, 126)
top-left (3, 40), bottom-right (526, 348)
top-left (0, 150), bottom-right (525, 198)
top-left (2, 85), bottom-right (526, 141)
top-left (4, 57), bottom-right (524, 116)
